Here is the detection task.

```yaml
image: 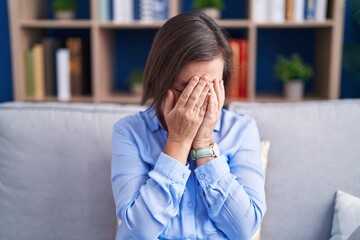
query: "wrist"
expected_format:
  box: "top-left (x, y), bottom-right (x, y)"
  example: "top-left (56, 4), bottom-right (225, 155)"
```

top-left (164, 139), bottom-right (192, 165)
top-left (192, 139), bottom-right (213, 150)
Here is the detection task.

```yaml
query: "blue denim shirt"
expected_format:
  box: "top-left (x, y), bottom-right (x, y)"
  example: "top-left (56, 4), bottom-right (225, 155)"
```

top-left (111, 107), bottom-right (266, 240)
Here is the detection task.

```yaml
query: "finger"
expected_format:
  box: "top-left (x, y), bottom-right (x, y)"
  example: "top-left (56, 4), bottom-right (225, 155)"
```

top-left (214, 79), bottom-right (222, 108)
top-left (220, 80), bottom-right (225, 103)
top-left (193, 80), bottom-right (211, 111)
top-left (176, 76), bottom-right (199, 108)
top-left (163, 90), bottom-right (175, 116)
top-left (199, 94), bottom-right (210, 118)
top-left (185, 76), bottom-right (209, 109)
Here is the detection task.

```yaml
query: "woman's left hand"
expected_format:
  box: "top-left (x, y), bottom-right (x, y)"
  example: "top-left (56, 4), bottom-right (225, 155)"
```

top-left (192, 77), bottom-right (225, 150)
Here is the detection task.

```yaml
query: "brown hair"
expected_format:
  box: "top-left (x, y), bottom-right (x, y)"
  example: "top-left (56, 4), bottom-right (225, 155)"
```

top-left (142, 11), bottom-right (233, 116)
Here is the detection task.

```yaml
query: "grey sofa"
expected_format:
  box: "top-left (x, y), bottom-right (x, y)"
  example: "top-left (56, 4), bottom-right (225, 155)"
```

top-left (0, 100), bottom-right (359, 240)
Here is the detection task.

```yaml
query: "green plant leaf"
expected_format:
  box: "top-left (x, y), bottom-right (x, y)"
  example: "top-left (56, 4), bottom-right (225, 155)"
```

top-left (51, 0), bottom-right (76, 11)
top-left (193, 0), bottom-right (225, 10)
top-left (274, 53), bottom-right (313, 82)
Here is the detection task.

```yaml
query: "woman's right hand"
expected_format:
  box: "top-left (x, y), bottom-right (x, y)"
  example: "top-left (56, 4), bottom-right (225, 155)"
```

top-left (163, 76), bottom-right (211, 164)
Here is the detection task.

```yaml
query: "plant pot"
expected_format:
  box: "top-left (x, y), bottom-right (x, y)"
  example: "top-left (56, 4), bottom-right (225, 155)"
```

top-left (201, 8), bottom-right (221, 19)
top-left (284, 80), bottom-right (304, 101)
top-left (131, 83), bottom-right (143, 96)
top-left (54, 10), bottom-right (75, 20)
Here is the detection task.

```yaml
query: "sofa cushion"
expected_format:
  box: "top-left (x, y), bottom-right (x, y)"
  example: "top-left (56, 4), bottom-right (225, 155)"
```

top-left (0, 102), bottom-right (145, 240)
top-left (330, 190), bottom-right (360, 240)
top-left (228, 100), bottom-right (360, 240)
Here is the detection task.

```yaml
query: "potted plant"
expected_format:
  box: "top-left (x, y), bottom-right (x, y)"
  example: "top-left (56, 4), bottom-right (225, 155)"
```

top-left (193, 0), bottom-right (225, 19)
top-left (275, 53), bottom-right (313, 101)
top-left (127, 69), bottom-right (144, 95)
top-left (51, 0), bottom-right (77, 20)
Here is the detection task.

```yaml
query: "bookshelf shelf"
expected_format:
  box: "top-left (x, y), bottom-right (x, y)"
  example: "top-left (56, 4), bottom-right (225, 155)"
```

top-left (8, 0), bottom-right (345, 104)
top-left (98, 21), bottom-right (166, 29)
top-left (256, 20), bottom-right (334, 29)
top-left (215, 20), bottom-right (251, 28)
top-left (20, 20), bottom-right (92, 29)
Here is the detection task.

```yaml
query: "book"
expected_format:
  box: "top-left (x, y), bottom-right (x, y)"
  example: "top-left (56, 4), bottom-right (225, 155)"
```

top-left (56, 49), bottom-right (71, 101)
top-left (139, 0), bottom-right (154, 22)
top-left (228, 39), bottom-right (248, 99)
top-left (239, 40), bottom-right (248, 98)
top-left (24, 49), bottom-right (34, 98)
top-left (269, 0), bottom-right (285, 22)
top-left (42, 37), bottom-right (60, 97)
top-left (113, 0), bottom-right (134, 23)
top-left (251, 0), bottom-right (268, 23)
top-left (66, 38), bottom-right (83, 96)
top-left (286, 0), bottom-right (294, 21)
top-left (228, 39), bottom-right (241, 99)
top-left (315, 0), bottom-right (328, 21)
top-left (153, 0), bottom-right (168, 20)
top-left (305, 0), bottom-right (316, 20)
top-left (32, 43), bottom-right (45, 101)
top-left (294, 0), bottom-right (305, 22)
top-left (98, 0), bottom-right (110, 22)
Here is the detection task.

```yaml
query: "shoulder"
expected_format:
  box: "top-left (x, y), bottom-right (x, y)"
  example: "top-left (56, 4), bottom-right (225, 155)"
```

top-left (220, 108), bottom-right (257, 132)
top-left (113, 108), bottom-right (151, 134)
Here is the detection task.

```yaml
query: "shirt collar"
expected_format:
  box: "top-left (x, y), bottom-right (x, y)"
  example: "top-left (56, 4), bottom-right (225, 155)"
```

top-left (144, 107), bottom-right (221, 132)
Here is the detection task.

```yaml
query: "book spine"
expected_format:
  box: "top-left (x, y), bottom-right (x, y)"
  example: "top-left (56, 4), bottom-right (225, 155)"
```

top-left (24, 49), bottom-right (34, 98)
top-left (56, 49), bottom-right (71, 101)
top-left (32, 43), bottom-right (45, 101)
top-left (305, 0), bottom-right (316, 20)
top-left (315, 0), bottom-right (328, 21)
top-left (113, 0), bottom-right (125, 23)
top-left (139, 0), bottom-right (153, 22)
top-left (251, 0), bottom-right (268, 23)
top-left (269, 0), bottom-right (285, 23)
top-left (124, 0), bottom-right (134, 22)
top-left (239, 40), bottom-right (248, 98)
top-left (98, 0), bottom-right (110, 22)
top-left (294, 0), bottom-right (305, 22)
top-left (66, 38), bottom-right (83, 97)
top-left (42, 38), bottom-right (59, 97)
top-left (153, 0), bottom-right (168, 20)
top-left (228, 39), bottom-right (241, 99)
top-left (286, 0), bottom-right (295, 21)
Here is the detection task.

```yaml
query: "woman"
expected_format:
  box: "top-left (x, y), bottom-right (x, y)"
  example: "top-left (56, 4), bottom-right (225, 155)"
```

top-left (111, 11), bottom-right (266, 240)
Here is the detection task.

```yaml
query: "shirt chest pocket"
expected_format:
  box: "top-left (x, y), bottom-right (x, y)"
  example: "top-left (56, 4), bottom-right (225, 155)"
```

top-left (204, 218), bottom-right (218, 233)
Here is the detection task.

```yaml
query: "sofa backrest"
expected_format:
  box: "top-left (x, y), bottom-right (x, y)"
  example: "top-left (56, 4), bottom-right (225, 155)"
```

top-left (0, 102), bottom-right (145, 240)
top-left (228, 100), bottom-right (360, 240)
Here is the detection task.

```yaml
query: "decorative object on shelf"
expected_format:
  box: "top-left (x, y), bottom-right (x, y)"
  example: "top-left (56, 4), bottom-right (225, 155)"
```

top-left (51, 0), bottom-right (76, 20)
top-left (193, 0), bottom-right (225, 19)
top-left (343, 0), bottom-right (360, 81)
top-left (127, 69), bottom-right (144, 95)
top-left (275, 53), bottom-right (313, 101)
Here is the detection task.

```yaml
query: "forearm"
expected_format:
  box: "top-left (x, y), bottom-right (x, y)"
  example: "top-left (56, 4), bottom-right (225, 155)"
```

top-left (114, 153), bottom-right (190, 239)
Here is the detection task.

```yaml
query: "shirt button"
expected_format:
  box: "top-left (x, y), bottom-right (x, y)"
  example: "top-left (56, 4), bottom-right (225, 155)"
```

top-left (199, 174), bottom-right (205, 179)
top-left (189, 235), bottom-right (195, 240)
top-left (182, 173), bottom-right (187, 179)
top-left (187, 202), bottom-right (193, 208)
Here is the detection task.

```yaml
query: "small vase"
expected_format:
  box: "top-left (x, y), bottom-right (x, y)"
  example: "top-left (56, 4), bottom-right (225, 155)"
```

top-left (131, 83), bottom-right (143, 96)
top-left (201, 8), bottom-right (221, 19)
top-left (55, 11), bottom-right (75, 20)
top-left (284, 80), bottom-right (304, 101)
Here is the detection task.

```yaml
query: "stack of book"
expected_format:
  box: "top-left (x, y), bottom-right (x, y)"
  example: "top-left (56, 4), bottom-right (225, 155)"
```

top-left (252, 0), bottom-right (329, 23)
top-left (98, 0), bottom-right (169, 23)
top-left (24, 37), bottom-right (90, 101)
top-left (227, 38), bottom-right (248, 100)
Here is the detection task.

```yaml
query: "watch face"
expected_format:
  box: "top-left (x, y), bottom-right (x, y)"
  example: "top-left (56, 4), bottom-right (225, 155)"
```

top-left (213, 143), bottom-right (220, 157)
